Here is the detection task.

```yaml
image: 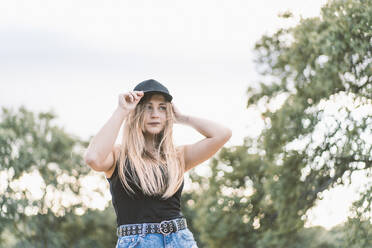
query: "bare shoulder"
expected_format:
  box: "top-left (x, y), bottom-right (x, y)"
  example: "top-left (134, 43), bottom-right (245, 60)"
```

top-left (104, 144), bottom-right (122, 178)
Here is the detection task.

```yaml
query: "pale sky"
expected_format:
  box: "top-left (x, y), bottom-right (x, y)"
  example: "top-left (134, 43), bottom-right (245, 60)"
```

top-left (2, 0), bottom-right (366, 230)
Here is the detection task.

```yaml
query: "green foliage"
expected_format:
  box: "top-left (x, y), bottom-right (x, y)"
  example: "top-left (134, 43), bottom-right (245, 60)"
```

top-left (185, 0), bottom-right (372, 247)
top-left (249, 0), bottom-right (372, 246)
top-left (343, 186), bottom-right (372, 247)
top-left (1, 1), bottom-right (371, 247)
top-left (0, 105), bottom-right (113, 247)
top-left (248, 1), bottom-right (372, 244)
top-left (189, 143), bottom-right (274, 248)
top-left (58, 206), bottom-right (117, 247)
top-left (2, 206), bottom-right (117, 247)
top-left (180, 190), bottom-right (203, 245)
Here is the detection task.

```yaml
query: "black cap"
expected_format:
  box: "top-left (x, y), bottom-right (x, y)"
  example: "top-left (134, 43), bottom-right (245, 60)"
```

top-left (133, 79), bottom-right (173, 102)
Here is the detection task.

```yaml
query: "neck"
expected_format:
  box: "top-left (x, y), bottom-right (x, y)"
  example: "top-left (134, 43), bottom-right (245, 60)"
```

top-left (143, 130), bottom-right (164, 148)
top-left (144, 134), bottom-right (157, 152)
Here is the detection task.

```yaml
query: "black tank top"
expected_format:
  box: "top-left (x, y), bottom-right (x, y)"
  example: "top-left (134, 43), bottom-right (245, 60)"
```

top-left (106, 157), bottom-right (184, 227)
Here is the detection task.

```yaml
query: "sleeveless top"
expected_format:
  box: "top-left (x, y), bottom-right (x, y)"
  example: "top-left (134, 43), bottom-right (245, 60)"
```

top-left (106, 157), bottom-right (185, 227)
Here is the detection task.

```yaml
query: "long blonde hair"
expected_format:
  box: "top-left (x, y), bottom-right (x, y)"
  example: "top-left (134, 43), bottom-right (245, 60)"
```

top-left (117, 93), bottom-right (185, 199)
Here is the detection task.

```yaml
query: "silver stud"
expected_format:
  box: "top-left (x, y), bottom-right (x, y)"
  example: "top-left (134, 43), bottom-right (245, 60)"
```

top-left (138, 230), bottom-right (142, 234)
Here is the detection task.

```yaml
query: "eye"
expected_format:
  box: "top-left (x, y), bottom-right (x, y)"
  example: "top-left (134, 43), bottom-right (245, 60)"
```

top-left (160, 106), bottom-right (166, 111)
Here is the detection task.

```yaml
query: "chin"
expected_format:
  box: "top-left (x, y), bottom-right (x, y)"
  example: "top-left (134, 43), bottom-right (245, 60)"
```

top-left (147, 131), bottom-right (161, 135)
top-left (145, 128), bottom-right (165, 135)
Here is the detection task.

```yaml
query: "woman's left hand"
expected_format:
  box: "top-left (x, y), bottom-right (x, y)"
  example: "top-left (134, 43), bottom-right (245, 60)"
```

top-left (171, 102), bottom-right (187, 124)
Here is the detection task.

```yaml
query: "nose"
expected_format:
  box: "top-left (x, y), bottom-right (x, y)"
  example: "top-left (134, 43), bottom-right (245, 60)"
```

top-left (150, 108), bottom-right (161, 117)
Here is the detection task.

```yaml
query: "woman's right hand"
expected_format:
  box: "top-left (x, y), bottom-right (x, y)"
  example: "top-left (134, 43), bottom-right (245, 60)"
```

top-left (118, 91), bottom-right (144, 112)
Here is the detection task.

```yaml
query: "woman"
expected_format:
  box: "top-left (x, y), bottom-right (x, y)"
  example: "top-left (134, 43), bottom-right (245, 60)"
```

top-left (84, 79), bottom-right (232, 248)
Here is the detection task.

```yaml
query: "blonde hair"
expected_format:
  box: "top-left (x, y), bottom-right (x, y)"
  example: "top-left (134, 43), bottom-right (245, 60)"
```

top-left (117, 93), bottom-right (185, 200)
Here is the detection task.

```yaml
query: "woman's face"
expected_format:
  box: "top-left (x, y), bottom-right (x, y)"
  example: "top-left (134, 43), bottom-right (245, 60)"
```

top-left (142, 94), bottom-right (168, 135)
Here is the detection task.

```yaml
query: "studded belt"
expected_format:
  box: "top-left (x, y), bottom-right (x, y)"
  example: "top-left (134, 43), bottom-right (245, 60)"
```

top-left (117, 217), bottom-right (187, 237)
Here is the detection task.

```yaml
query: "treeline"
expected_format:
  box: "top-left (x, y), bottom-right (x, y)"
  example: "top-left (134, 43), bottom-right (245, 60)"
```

top-left (1, 0), bottom-right (371, 247)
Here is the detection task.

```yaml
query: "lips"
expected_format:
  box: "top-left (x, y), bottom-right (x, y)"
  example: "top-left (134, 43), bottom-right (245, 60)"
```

top-left (148, 122), bottom-right (160, 125)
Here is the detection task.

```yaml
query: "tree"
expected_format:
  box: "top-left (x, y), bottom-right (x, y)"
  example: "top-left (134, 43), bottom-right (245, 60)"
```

top-left (250, 0), bottom-right (371, 246)
top-left (343, 187), bottom-right (372, 247)
top-left (188, 0), bottom-right (372, 247)
top-left (0, 106), bottom-right (109, 247)
top-left (190, 142), bottom-right (274, 248)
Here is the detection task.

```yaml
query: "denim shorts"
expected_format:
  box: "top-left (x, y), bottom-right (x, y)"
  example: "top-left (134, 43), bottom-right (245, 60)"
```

top-left (115, 223), bottom-right (198, 248)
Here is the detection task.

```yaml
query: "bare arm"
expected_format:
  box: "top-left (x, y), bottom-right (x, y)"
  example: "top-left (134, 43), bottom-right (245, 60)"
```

top-left (84, 107), bottom-right (129, 171)
top-left (84, 90), bottom-right (144, 172)
top-left (173, 103), bottom-right (232, 171)
top-left (179, 115), bottom-right (232, 139)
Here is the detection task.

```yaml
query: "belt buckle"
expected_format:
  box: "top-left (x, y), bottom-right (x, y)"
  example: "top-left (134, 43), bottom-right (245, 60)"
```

top-left (159, 220), bottom-right (172, 235)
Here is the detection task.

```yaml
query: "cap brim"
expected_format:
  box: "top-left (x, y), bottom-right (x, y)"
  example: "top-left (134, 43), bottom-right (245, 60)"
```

top-left (142, 90), bottom-right (172, 102)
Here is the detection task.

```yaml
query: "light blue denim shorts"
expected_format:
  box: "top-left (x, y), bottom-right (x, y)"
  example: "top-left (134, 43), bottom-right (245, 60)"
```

top-left (115, 222), bottom-right (198, 248)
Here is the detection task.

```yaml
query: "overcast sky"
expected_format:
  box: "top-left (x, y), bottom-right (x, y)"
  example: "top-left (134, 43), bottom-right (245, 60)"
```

top-left (2, 0), bottom-right (366, 230)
